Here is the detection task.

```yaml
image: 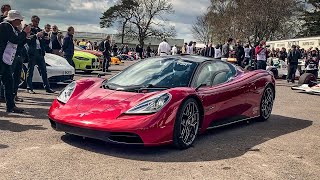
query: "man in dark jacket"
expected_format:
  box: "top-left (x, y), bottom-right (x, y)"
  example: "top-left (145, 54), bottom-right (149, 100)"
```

top-left (43, 24), bottom-right (52, 53)
top-left (205, 44), bottom-right (214, 58)
top-left (102, 35), bottom-right (111, 72)
top-left (235, 40), bottom-right (245, 67)
top-left (279, 48), bottom-right (287, 61)
top-left (13, 24), bottom-right (29, 102)
top-left (0, 10), bottom-right (30, 113)
top-left (62, 26), bottom-right (75, 67)
top-left (287, 45), bottom-right (301, 83)
top-left (146, 43), bottom-right (152, 58)
top-left (26, 15), bottom-right (54, 94)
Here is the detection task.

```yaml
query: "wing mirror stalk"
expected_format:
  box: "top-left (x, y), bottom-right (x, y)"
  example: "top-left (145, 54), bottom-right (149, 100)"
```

top-left (195, 84), bottom-right (207, 91)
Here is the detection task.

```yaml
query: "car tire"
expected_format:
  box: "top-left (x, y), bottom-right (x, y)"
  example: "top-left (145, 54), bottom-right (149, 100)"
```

top-left (173, 98), bottom-right (200, 149)
top-left (257, 85), bottom-right (275, 122)
top-left (298, 73), bottom-right (316, 87)
top-left (19, 65), bottom-right (28, 89)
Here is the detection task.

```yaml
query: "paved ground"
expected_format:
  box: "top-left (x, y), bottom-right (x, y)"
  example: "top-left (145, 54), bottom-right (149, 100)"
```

top-left (0, 61), bottom-right (319, 180)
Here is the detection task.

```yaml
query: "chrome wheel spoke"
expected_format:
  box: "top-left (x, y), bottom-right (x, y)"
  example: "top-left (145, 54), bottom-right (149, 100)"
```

top-left (180, 102), bottom-right (199, 145)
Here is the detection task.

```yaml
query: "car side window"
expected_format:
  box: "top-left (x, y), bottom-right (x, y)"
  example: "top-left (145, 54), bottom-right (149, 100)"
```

top-left (195, 63), bottom-right (215, 87)
top-left (210, 61), bottom-right (237, 86)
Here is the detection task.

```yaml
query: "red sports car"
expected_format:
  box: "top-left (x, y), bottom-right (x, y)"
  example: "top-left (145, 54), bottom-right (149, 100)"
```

top-left (48, 55), bottom-right (275, 149)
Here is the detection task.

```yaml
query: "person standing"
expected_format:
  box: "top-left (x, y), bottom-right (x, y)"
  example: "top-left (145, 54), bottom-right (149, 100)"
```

top-left (186, 41), bottom-right (194, 54)
top-left (86, 41), bottom-right (93, 50)
top-left (101, 35), bottom-right (111, 72)
top-left (222, 38), bottom-right (233, 58)
top-left (158, 39), bottom-right (171, 56)
top-left (61, 26), bottom-right (75, 68)
top-left (181, 43), bottom-right (187, 54)
top-left (214, 45), bottom-right (222, 59)
top-left (26, 15), bottom-right (54, 94)
top-left (12, 24), bottom-right (29, 102)
top-left (0, 10), bottom-right (30, 113)
top-left (235, 40), bottom-right (245, 67)
top-left (50, 25), bottom-right (63, 56)
top-left (43, 24), bottom-right (52, 53)
top-left (205, 43), bottom-right (214, 58)
top-left (243, 44), bottom-right (251, 66)
top-left (279, 47), bottom-right (287, 61)
top-left (171, 44), bottom-right (178, 55)
top-left (79, 39), bottom-right (86, 49)
top-left (146, 43), bottom-right (152, 57)
top-left (287, 45), bottom-right (301, 83)
top-left (112, 43), bottom-right (118, 56)
top-left (255, 41), bottom-right (268, 70)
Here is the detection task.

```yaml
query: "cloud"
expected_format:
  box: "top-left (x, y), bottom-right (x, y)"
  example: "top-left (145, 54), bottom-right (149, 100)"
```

top-left (1, 0), bottom-right (209, 41)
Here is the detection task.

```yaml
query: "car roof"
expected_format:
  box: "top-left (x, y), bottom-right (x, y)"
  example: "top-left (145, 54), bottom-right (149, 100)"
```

top-left (174, 55), bottom-right (219, 63)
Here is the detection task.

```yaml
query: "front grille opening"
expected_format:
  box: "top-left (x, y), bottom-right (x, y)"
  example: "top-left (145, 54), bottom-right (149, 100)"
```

top-left (108, 132), bottom-right (143, 144)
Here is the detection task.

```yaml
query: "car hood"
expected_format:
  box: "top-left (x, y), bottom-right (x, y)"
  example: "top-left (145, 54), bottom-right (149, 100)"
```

top-left (82, 50), bottom-right (103, 57)
top-left (71, 82), bottom-right (160, 117)
top-left (45, 53), bottom-right (72, 67)
top-left (74, 51), bottom-right (98, 59)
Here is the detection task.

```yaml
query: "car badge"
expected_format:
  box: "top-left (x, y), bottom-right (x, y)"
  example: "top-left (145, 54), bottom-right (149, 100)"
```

top-left (79, 113), bottom-right (86, 117)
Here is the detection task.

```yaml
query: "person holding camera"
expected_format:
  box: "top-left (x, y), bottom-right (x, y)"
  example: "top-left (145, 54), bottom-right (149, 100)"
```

top-left (255, 41), bottom-right (268, 70)
top-left (0, 10), bottom-right (31, 113)
top-left (26, 15), bottom-right (54, 94)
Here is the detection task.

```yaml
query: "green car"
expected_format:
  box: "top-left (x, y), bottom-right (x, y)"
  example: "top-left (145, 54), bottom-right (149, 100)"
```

top-left (73, 50), bottom-right (101, 73)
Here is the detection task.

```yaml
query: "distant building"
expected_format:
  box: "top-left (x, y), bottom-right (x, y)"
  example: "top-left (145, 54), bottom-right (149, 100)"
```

top-left (267, 36), bottom-right (320, 50)
top-left (62, 31), bottom-right (184, 49)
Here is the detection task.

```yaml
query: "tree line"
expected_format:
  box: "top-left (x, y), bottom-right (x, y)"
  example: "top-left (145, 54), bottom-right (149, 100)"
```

top-left (192, 0), bottom-right (320, 44)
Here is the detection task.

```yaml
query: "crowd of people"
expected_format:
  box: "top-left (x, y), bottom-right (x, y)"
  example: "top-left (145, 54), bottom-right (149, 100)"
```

top-left (0, 4), bottom-right (78, 113)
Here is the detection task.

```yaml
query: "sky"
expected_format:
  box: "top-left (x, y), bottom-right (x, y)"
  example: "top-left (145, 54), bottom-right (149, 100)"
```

top-left (2, 0), bottom-right (210, 42)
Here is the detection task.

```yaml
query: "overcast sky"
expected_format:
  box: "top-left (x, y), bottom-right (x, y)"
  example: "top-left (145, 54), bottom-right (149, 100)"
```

top-left (2, 0), bottom-right (210, 42)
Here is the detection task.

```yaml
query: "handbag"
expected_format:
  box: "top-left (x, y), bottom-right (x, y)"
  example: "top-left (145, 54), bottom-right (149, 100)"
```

top-left (1, 22), bottom-right (18, 65)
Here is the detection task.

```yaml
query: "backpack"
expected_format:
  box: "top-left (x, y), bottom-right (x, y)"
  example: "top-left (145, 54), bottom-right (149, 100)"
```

top-left (98, 41), bottom-right (105, 52)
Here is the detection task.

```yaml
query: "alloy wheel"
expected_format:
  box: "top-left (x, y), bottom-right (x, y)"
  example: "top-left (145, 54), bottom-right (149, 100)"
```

top-left (261, 87), bottom-right (274, 119)
top-left (179, 102), bottom-right (200, 146)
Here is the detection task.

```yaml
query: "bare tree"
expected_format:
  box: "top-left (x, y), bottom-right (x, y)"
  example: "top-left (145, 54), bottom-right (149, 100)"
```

top-left (207, 0), bottom-right (302, 43)
top-left (126, 0), bottom-right (176, 47)
top-left (100, 0), bottom-right (139, 44)
top-left (191, 14), bottom-right (211, 44)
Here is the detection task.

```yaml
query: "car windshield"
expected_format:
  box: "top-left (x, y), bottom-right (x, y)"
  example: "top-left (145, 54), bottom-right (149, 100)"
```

top-left (74, 45), bottom-right (84, 51)
top-left (106, 57), bottom-right (198, 90)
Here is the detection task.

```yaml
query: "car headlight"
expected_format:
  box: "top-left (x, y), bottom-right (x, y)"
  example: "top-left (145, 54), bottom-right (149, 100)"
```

top-left (74, 56), bottom-right (90, 61)
top-left (57, 81), bottom-right (76, 104)
top-left (125, 93), bottom-right (171, 114)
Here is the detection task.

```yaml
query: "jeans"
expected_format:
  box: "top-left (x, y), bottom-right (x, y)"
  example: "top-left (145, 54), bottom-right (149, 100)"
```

top-left (64, 54), bottom-right (75, 68)
top-left (0, 62), bottom-right (15, 110)
top-left (27, 51), bottom-right (51, 90)
top-left (256, 60), bottom-right (267, 70)
top-left (287, 64), bottom-right (298, 82)
top-left (12, 56), bottom-right (23, 96)
top-left (103, 54), bottom-right (110, 72)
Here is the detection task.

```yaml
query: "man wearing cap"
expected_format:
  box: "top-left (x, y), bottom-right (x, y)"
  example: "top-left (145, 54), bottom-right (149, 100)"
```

top-left (158, 39), bottom-right (171, 56)
top-left (26, 15), bottom-right (54, 94)
top-left (0, 10), bottom-right (31, 113)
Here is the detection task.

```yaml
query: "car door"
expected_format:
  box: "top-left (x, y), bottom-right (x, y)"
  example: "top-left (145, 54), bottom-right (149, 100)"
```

top-left (195, 61), bottom-right (247, 129)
